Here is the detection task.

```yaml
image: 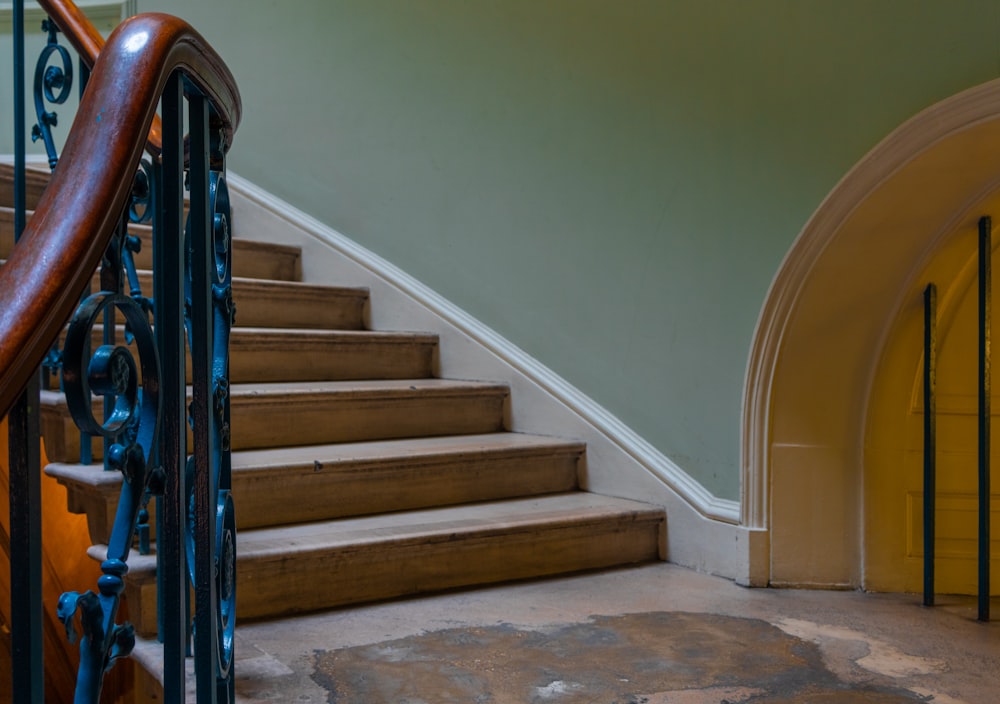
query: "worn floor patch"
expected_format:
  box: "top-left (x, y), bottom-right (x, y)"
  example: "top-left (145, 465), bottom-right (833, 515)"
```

top-left (310, 612), bottom-right (929, 703)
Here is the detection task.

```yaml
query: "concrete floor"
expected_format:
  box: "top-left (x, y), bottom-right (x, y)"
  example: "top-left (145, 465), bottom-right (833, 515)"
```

top-left (208, 563), bottom-right (999, 703)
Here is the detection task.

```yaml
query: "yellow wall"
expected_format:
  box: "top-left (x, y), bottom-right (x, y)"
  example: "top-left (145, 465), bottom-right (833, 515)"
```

top-left (866, 209), bottom-right (1000, 594)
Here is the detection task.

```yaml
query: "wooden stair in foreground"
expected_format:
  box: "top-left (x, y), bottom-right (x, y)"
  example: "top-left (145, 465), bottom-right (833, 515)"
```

top-left (4, 164), bottom-right (665, 695)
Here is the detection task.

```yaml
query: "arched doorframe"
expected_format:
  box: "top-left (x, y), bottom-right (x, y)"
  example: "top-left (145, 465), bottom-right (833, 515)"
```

top-left (742, 77), bottom-right (1000, 588)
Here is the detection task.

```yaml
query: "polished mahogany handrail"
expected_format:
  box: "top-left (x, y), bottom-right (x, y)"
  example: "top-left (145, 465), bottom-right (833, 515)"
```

top-left (38, 0), bottom-right (165, 153)
top-left (0, 12), bottom-right (241, 418)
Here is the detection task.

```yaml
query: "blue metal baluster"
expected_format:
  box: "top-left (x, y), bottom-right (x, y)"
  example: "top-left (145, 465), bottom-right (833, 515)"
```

top-left (209, 163), bottom-right (237, 704)
top-left (30, 13), bottom-right (86, 462)
top-left (125, 160), bottom-right (156, 555)
top-left (59, 283), bottom-right (160, 701)
top-left (189, 91), bottom-right (221, 704)
top-left (58, 144), bottom-right (161, 704)
top-left (156, 70), bottom-right (189, 701)
top-left (31, 18), bottom-right (73, 171)
top-left (9, 0), bottom-right (45, 700)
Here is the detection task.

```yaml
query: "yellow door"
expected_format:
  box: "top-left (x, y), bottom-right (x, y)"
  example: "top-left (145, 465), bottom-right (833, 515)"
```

top-left (865, 224), bottom-right (1000, 595)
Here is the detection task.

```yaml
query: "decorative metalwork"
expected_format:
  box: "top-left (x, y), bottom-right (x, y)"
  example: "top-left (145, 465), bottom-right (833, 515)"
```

top-left (8, 8), bottom-right (240, 701)
top-left (31, 18), bottom-right (74, 170)
top-left (33, 16), bottom-right (78, 392)
top-left (57, 285), bottom-right (161, 700)
top-left (184, 166), bottom-right (236, 698)
top-left (54, 165), bottom-right (165, 700)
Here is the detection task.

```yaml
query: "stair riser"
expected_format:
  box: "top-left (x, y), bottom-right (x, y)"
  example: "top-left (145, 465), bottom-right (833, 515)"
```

top-left (55, 328), bottom-right (434, 384)
top-left (0, 165), bottom-right (49, 210)
top-left (75, 270), bottom-right (367, 330)
top-left (233, 451), bottom-right (580, 528)
top-left (229, 339), bottom-right (434, 382)
top-left (234, 284), bottom-right (368, 330)
top-left (2, 210), bottom-right (301, 282)
top-left (227, 392), bottom-right (507, 451)
top-left (41, 389), bottom-right (508, 462)
top-left (54, 450), bottom-right (581, 544)
top-left (124, 515), bottom-right (663, 635)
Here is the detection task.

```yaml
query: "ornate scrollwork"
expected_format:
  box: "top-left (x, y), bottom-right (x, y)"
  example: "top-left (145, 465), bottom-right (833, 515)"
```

top-left (61, 292), bottom-right (159, 458)
top-left (58, 290), bottom-right (161, 690)
top-left (31, 18), bottom-right (74, 170)
top-left (216, 490), bottom-right (236, 676)
top-left (183, 168), bottom-right (236, 690)
top-left (209, 171), bottom-right (236, 684)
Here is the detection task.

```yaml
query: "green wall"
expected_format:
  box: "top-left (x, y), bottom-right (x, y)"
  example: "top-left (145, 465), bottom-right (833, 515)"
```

top-left (27, 1), bottom-right (1000, 499)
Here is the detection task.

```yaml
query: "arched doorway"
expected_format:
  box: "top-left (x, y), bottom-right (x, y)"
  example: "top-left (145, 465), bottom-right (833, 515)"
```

top-left (865, 208), bottom-right (1000, 595)
top-left (743, 77), bottom-right (1000, 590)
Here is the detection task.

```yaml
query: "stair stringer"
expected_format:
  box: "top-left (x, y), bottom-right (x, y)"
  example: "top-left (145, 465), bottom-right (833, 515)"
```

top-left (224, 173), bottom-right (765, 585)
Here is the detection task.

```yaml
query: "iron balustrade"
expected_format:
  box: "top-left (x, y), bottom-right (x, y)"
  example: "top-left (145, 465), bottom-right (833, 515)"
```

top-left (4, 2), bottom-right (241, 700)
top-left (977, 215), bottom-right (991, 623)
top-left (922, 215), bottom-right (993, 623)
top-left (923, 282), bottom-right (936, 608)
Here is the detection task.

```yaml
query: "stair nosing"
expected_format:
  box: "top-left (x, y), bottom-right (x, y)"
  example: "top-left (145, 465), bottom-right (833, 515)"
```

top-left (238, 493), bottom-right (663, 558)
top-left (108, 493), bottom-right (662, 572)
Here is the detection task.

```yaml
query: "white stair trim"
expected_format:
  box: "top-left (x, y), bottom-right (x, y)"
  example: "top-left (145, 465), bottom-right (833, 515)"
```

top-left (226, 172), bottom-right (763, 584)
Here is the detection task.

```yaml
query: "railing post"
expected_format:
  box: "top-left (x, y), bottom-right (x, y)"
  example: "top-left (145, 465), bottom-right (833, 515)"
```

top-left (156, 69), bottom-right (189, 701)
top-left (978, 215), bottom-right (991, 623)
top-left (8, 387), bottom-right (44, 704)
top-left (923, 283), bottom-right (937, 607)
top-left (189, 91), bottom-right (218, 704)
top-left (187, 88), bottom-right (236, 703)
top-left (9, 0), bottom-right (45, 700)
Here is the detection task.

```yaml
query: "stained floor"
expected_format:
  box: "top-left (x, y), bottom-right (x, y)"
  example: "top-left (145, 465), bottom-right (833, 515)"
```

top-left (222, 563), bottom-right (997, 703)
top-left (311, 612), bottom-right (937, 703)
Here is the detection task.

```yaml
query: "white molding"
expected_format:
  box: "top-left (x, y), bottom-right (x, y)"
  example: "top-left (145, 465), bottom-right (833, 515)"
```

top-left (740, 79), bottom-right (1000, 587)
top-left (0, 1), bottom-right (127, 33)
top-left (741, 76), bottom-right (1000, 584)
top-left (227, 172), bottom-right (741, 527)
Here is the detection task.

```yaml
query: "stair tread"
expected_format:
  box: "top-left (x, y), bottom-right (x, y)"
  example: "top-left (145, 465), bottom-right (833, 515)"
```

top-left (244, 493), bottom-right (660, 556)
top-left (226, 378), bottom-right (507, 396)
top-left (231, 327), bottom-right (436, 342)
top-left (2, 208), bottom-right (302, 280)
top-left (39, 378), bottom-right (506, 405)
top-left (48, 432), bottom-right (583, 479)
top-left (85, 324), bottom-right (433, 342)
top-left (107, 493), bottom-right (661, 570)
top-left (230, 432), bottom-right (584, 470)
top-left (40, 378), bottom-right (508, 460)
top-left (230, 275), bottom-right (366, 300)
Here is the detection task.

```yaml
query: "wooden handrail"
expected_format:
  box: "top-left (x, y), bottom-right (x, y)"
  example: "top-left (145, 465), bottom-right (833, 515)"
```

top-left (38, 0), bottom-right (165, 153)
top-left (0, 12), bottom-right (241, 418)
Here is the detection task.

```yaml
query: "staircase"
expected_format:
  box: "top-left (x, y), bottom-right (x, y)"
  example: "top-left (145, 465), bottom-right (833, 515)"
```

top-left (2, 163), bottom-right (665, 692)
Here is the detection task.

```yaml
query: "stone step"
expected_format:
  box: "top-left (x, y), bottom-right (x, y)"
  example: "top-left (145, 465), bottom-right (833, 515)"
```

top-left (57, 325), bottom-right (432, 384)
top-left (51, 271), bottom-right (370, 336)
top-left (39, 379), bottom-right (510, 463)
top-left (104, 492), bottom-right (664, 636)
top-left (46, 432), bottom-right (585, 544)
top-left (0, 162), bottom-right (50, 210)
top-left (229, 328), bottom-right (435, 381)
top-left (120, 269), bottom-right (368, 330)
top-left (1, 206), bottom-right (302, 282)
top-left (226, 278), bottom-right (368, 330)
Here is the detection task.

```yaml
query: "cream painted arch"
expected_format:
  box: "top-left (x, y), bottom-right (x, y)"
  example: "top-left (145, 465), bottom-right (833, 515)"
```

top-left (743, 77), bottom-right (1000, 588)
